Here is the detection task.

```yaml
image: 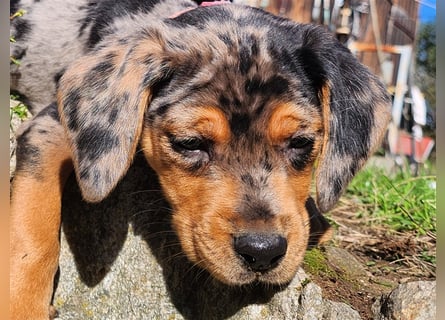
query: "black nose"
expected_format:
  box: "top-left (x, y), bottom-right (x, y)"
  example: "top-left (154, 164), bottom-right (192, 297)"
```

top-left (233, 234), bottom-right (287, 272)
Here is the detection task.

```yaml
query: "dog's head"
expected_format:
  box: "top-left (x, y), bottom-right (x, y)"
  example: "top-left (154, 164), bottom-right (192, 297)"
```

top-left (57, 5), bottom-right (390, 285)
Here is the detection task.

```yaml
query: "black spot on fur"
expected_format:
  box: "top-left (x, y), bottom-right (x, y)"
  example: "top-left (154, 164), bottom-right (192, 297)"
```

top-left (155, 103), bottom-right (173, 117)
top-left (241, 174), bottom-right (255, 188)
top-left (166, 12), bottom-right (207, 29)
top-left (90, 93), bottom-right (132, 121)
top-left (118, 38), bottom-right (129, 45)
top-left (79, 166), bottom-right (90, 181)
top-left (248, 34), bottom-right (260, 56)
top-left (76, 126), bottom-right (119, 163)
top-left (267, 45), bottom-right (321, 105)
top-left (218, 33), bottom-right (233, 47)
top-left (15, 125), bottom-right (42, 178)
top-left (35, 103), bottom-right (60, 122)
top-left (238, 34), bottom-right (259, 75)
top-left (142, 65), bottom-right (166, 88)
top-left (104, 52), bottom-right (117, 61)
top-left (331, 176), bottom-right (343, 199)
top-left (84, 59), bottom-right (116, 89)
top-left (10, 48), bottom-right (27, 63)
top-left (83, 0), bottom-right (163, 47)
top-left (218, 95), bottom-right (231, 108)
top-left (331, 105), bottom-right (373, 158)
top-left (262, 160), bottom-right (273, 173)
top-left (218, 94), bottom-right (242, 110)
top-left (240, 197), bottom-right (274, 220)
top-left (13, 19), bottom-right (31, 41)
top-left (10, 0), bottom-right (20, 15)
top-left (108, 93), bottom-right (129, 124)
top-left (230, 113), bottom-right (251, 136)
top-left (108, 107), bottom-right (120, 124)
top-left (254, 101), bottom-right (267, 117)
top-left (86, 167), bottom-right (113, 190)
top-left (244, 76), bottom-right (289, 97)
top-left (167, 4), bottom-right (232, 29)
top-left (239, 46), bottom-right (253, 75)
top-left (63, 89), bottom-right (82, 131)
top-left (244, 76), bottom-right (264, 95)
top-left (54, 68), bottom-right (66, 87)
top-left (91, 168), bottom-right (102, 189)
top-left (293, 47), bottom-right (327, 92)
top-left (78, 2), bottom-right (97, 38)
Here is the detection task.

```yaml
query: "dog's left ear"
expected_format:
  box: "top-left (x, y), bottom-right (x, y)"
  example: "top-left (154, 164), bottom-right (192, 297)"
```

top-left (296, 26), bottom-right (391, 213)
top-left (57, 36), bottom-right (172, 202)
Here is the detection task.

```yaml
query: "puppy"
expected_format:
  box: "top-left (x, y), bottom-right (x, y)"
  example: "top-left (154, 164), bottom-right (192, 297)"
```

top-left (10, 0), bottom-right (391, 318)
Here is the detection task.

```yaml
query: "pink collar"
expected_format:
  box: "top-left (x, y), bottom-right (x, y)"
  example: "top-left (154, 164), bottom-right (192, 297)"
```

top-left (170, 1), bottom-right (231, 18)
top-left (200, 1), bottom-right (231, 7)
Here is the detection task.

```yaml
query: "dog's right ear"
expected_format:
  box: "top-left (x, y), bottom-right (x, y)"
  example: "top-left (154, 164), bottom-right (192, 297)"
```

top-left (292, 25), bottom-right (391, 213)
top-left (57, 35), bottom-right (172, 202)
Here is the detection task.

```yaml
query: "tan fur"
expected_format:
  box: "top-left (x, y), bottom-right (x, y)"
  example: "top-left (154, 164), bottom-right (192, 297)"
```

top-left (10, 130), bottom-right (72, 320)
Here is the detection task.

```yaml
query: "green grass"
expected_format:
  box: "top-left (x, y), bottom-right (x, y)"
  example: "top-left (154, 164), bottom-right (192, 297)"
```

top-left (303, 248), bottom-right (334, 277)
top-left (345, 165), bottom-right (436, 235)
top-left (10, 95), bottom-right (29, 118)
top-left (10, 95), bottom-right (30, 131)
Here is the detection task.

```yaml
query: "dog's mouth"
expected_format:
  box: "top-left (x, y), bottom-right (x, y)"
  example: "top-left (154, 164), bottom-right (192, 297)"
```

top-left (172, 207), bottom-right (309, 285)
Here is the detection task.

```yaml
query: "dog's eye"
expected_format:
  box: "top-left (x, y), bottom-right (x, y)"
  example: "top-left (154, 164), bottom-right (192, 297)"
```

top-left (288, 136), bottom-right (314, 151)
top-left (170, 136), bottom-right (208, 153)
top-left (170, 136), bottom-right (211, 168)
top-left (286, 136), bottom-right (315, 170)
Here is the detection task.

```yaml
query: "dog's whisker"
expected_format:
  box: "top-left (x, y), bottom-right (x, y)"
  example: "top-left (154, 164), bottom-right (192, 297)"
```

top-left (128, 189), bottom-right (164, 195)
top-left (129, 208), bottom-right (172, 219)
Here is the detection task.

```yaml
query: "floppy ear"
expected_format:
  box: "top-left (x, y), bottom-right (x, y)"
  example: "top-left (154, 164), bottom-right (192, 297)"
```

top-left (57, 36), bottom-right (171, 202)
top-left (297, 26), bottom-right (391, 213)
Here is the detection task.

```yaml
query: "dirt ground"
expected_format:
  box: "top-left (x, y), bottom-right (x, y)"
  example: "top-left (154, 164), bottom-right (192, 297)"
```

top-left (305, 199), bottom-right (436, 319)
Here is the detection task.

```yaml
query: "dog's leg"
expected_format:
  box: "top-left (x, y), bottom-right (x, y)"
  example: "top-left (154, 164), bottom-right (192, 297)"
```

top-left (10, 106), bottom-right (72, 320)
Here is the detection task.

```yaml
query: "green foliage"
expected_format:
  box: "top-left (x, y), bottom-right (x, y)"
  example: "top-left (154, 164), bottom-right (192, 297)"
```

top-left (345, 166), bottom-right (436, 235)
top-left (414, 21), bottom-right (436, 110)
top-left (303, 248), bottom-right (334, 277)
top-left (10, 34), bottom-right (20, 65)
top-left (10, 9), bottom-right (26, 20)
top-left (10, 56), bottom-right (21, 65)
top-left (10, 95), bottom-right (30, 127)
top-left (10, 103), bottom-right (29, 120)
top-left (416, 22), bottom-right (436, 78)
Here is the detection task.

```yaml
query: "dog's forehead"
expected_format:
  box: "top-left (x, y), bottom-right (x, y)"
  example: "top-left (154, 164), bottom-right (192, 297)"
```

top-left (146, 5), bottom-right (321, 127)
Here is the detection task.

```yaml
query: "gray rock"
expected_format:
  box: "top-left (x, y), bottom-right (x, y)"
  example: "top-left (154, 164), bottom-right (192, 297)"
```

top-left (372, 281), bottom-right (436, 320)
top-left (323, 300), bottom-right (361, 320)
top-left (324, 246), bottom-right (369, 278)
top-left (298, 282), bottom-right (324, 320)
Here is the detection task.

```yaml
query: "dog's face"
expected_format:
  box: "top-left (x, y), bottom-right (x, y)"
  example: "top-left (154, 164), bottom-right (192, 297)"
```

top-left (57, 5), bottom-right (390, 285)
top-left (143, 81), bottom-right (324, 284)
